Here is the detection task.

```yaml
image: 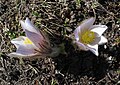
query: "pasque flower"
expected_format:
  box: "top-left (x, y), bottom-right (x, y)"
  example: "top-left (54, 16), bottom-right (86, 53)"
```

top-left (9, 18), bottom-right (61, 59)
top-left (74, 17), bottom-right (107, 56)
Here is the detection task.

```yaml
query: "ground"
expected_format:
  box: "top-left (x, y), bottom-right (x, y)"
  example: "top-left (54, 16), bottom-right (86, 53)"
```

top-left (0, 0), bottom-right (120, 85)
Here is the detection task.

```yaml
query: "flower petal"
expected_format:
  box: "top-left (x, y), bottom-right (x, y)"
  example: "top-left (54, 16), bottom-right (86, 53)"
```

top-left (8, 52), bottom-right (27, 57)
top-left (74, 17), bottom-right (95, 41)
top-left (91, 25), bottom-right (107, 36)
top-left (74, 27), bottom-right (80, 41)
top-left (90, 32), bottom-right (101, 45)
top-left (80, 17), bottom-right (95, 31)
top-left (24, 30), bottom-right (48, 49)
top-left (8, 52), bottom-right (39, 58)
top-left (16, 45), bottom-right (35, 55)
top-left (11, 36), bottom-right (24, 49)
top-left (11, 36), bottom-right (37, 55)
top-left (25, 18), bottom-right (40, 35)
top-left (90, 37), bottom-right (101, 46)
top-left (75, 41), bottom-right (88, 51)
top-left (99, 36), bottom-right (107, 45)
top-left (20, 18), bottom-right (48, 48)
top-left (87, 44), bottom-right (98, 56)
top-left (20, 18), bottom-right (40, 35)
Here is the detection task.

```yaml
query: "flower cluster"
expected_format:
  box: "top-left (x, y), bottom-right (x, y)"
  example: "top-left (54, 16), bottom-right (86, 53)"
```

top-left (9, 17), bottom-right (107, 58)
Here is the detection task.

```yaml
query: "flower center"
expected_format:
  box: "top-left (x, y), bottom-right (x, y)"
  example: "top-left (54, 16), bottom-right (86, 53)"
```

top-left (80, 31), bottom-right (95, 44)
top-left (24, 37), bottom-right (33, 44)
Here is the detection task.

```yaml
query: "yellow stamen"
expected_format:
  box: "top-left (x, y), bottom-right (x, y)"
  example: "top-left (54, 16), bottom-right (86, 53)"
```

top-left (24, 37), bottom-right (33, 44)
top-left (80, 31), bottom-right (95, 44)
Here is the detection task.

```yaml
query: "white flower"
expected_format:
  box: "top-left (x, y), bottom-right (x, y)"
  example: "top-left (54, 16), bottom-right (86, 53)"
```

top-left (74, 17), bottom-right (108, 56)
top-left (8, 18), bottom-right (53, 59)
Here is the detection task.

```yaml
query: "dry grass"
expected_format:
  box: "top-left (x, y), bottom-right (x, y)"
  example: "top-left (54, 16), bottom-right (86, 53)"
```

top-left (0, 0), bottom-right (120, 84)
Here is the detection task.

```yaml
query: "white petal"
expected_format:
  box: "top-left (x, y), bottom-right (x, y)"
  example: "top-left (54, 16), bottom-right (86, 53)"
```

top-left (11, 36), bottom-right (37, 55)
top-left (75, 41), bottom-right (88, 51)
top-left (16, 45), bottom-right (35, 55)
top-left (11, 36), bottom-right (24, 49)
top-left (87, 44), bottom-right (99, 56)
top-left (80, 17), bottom-right (95, 31)
top-left (20, 18), bottom-right (48, 48)
top-left (91, 25), bottom-right (107, 36)
top-left (74, 17), bottom-right (95, 41)
top-left (11, 36), bottom-right (36, 49)
top-left (99, 36), bottom-right (107, 45)
top-left (8, 52), bottom-right (38, 58)
top-left (90, 32), bottom-right (101, 45)
top-left (25, 18), bottom-right (40, 35)
top-left (74, 27), bottom-right (80, 41)
top-left (24, 30), bottom-right (47, 48)
top-left (20, 18), bottom-right (40, 35)
top-left (90, 37), bottom-right (101, 46)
